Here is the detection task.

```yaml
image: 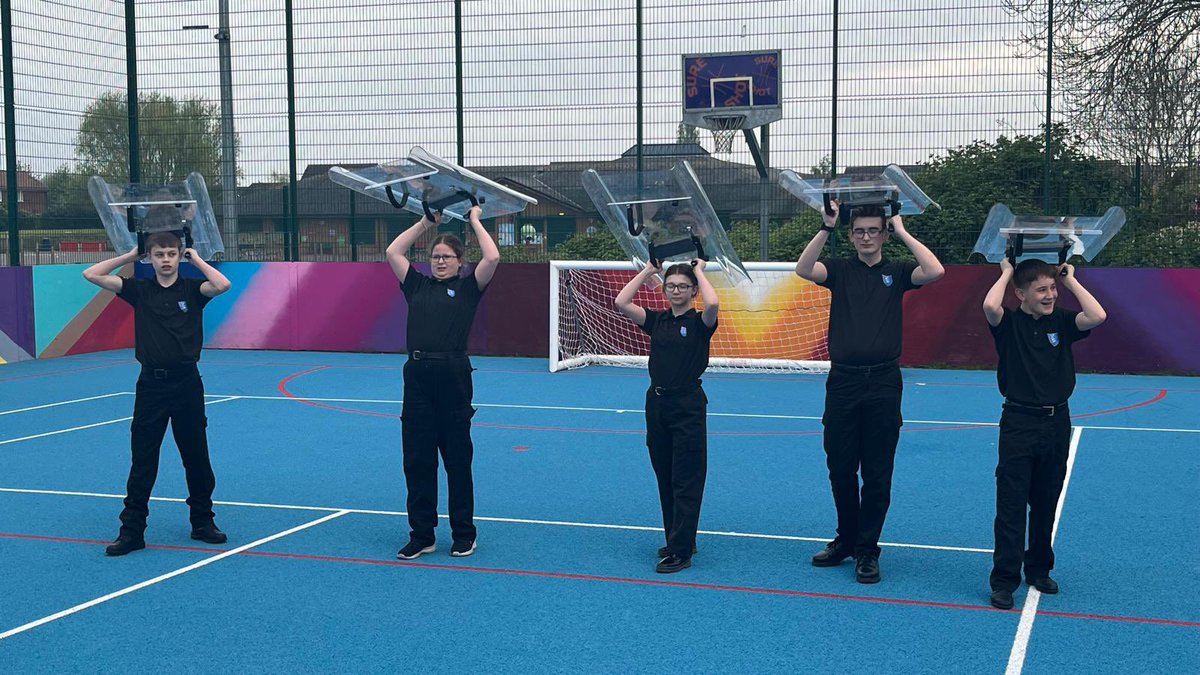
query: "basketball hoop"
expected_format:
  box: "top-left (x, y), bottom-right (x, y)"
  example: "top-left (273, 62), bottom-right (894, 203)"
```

top-left (704, 114), bottom-right (745, 154)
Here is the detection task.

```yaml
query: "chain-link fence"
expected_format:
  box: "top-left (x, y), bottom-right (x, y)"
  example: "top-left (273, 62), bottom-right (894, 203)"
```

top-left (2, 1), bottom-right (1196, 267)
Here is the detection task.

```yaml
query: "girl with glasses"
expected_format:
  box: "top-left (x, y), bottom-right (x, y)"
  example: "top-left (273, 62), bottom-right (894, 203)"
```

top-left (614, 259), bottom-right (719, 573)
top-left (385, 205), bottom-right (499, 561)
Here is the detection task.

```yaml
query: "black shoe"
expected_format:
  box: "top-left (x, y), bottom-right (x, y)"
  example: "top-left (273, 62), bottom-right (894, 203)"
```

top-left (990, 589), bottom-right (1015, 609)
top-left (655, 554), bottom-right (692, 574)
top-left (656, 544), bottom-right (698, 558)
top-left (105, 534), bottom-right (146, 557)
top-left (450, 540), bottom-right (477, 557)
top-left (812, 540), bottom-right (853, 567)
top-left (855, 554), bottom-right (881, 584)
top-left (396, 540), bottom-right (436, 560)
top-left (1026, 575), bottom-right (1059, 594)
top-left (190, 522), bottom-right (227, 544)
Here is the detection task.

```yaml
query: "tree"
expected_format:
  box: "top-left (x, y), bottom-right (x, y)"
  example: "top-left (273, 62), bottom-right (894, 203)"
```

top-left (1003, 2), bottom-right (1199, 183)
top-left (551, 227), bottom-right (625, 260)
top-left (76, 91), bottom-right (238, 187)
top-left (676, 123), bottom-right (700, 145)
top-left (913, 124), bottom-right (1132, 264)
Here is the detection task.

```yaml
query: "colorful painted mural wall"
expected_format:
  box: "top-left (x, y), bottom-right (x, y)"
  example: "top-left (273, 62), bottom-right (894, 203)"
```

top-left (3, 263), bottom-right (1198, 375)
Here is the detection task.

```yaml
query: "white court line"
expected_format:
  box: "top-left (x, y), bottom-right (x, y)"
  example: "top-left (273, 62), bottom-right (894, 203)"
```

top-left (0, 397), bottom-right (242, 446)
top-left (0, 509), bottom-right (349, 642)
top-left (1005, 426), bottom-right (1083, 675)
top-left (210, 393), bottom-right (1200, 434)
top-left (0, 393), bottom-right (130, 417)
top-left (0, 486), bottom-right (992, 555)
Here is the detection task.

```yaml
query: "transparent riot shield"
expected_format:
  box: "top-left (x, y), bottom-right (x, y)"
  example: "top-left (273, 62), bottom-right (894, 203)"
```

top-left (779, 164), bottom-right (940, 225)
top-left (972, 203), bottom-right (1127, 265)
top-left (582, 161), bottom-right (750, 287)
top-left (88, 172), bottom-right (225, 260)
top-left (329, 146), bottom-right (537, 223)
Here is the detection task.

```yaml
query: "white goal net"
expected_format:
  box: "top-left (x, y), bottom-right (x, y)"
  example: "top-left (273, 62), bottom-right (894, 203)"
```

top-left (550, 261), bottom-right (831, 373)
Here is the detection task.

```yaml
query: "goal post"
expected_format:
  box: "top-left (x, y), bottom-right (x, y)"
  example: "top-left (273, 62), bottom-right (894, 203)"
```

top-left (549, 261), bottom-right (831, 373)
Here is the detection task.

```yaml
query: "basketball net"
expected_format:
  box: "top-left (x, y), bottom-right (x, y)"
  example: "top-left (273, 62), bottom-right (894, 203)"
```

top-left (705, 114), bottom-right (745, 154)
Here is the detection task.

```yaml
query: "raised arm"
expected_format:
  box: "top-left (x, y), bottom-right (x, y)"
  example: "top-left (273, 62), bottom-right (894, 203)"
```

top-left (614, 261), bottom-right (660, 327)
top-left (1059, 264), bottom-right (1107, 330)
top-left (795, 200), bottom-right (836, 283)
top-left (890, 215), bottom-right (945, 286)
top-left (467, 205), bottom-right (500, 290)
top-left (694, 258), bottom-right (719, 328)
top-left (82, 249), bottom-right (140, 293)
top-left (186, 249), bottom-right (233, 298)
top-left (385, 212), bottom-right (440, 282)
top-left (983, 257), bottom-right (1013, 327)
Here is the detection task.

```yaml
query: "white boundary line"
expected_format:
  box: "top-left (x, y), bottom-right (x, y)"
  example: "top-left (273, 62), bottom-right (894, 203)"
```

top-left (0, 509), bottom-right (349, 642)
top-left (206, 393), bottom-right (1200, 434)
top-left (0, 397), bottom-right (242, 446)
top-left (1004, 426), bottom-right (1083, 675)
top-left (0, 392), bottom-right (130, 417)
top-left (0, 486), bottom-right (992, 555)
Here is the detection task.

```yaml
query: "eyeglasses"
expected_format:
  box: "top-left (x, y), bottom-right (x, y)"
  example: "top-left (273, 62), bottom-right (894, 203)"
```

top-left (430, 254), bottom-right (459, 262)
top-left (664, 283), bottom-right (694, 292)
top-left (850, 228), bottom-right (884, 239)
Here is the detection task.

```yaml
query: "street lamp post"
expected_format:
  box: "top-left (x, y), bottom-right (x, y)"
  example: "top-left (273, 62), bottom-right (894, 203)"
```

top-left (184, 0), bottom-right (236, 260)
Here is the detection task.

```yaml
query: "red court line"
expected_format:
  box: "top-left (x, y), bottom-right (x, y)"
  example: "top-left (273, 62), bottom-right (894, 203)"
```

top-left (276, 366), bottom-right (1169, 436)
top-left (4, 531), bottom-right (1197, 629)
top-left (0, 361), bottom-right (130, 383)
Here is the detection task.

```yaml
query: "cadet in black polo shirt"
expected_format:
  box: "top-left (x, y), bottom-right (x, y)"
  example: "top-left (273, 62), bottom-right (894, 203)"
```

top-left (615, 259), bottom-right (719, 573)
top-left (387, 205), bottom-right (498, 561)
top-left (983, 257), bottom-right (1106, 610)
top-left (795, 201), bottom-right (944, 583)
top-left (82, 229), bottom-right (232, 556)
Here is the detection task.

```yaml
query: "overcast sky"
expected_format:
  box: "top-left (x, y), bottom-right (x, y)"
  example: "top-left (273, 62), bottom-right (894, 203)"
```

top-left (4, 0), bottom-right (1050, 184)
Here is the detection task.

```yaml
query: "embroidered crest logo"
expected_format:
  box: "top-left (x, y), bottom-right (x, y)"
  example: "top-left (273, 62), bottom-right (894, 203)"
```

top-left (1047, 332), bottom-right (1060, 347)
top-left (680, 326), bottom-right (688, 337)
top-left (177, 300), bottom-right (189, 313)
top-left (447, 288), bottom-right (456, 298)
top-left (882, 274), bottom-right (893, 287)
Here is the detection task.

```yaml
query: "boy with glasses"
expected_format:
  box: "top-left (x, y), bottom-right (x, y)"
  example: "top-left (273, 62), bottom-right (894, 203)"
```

top-left (795, 202), bottom-right (945, 583)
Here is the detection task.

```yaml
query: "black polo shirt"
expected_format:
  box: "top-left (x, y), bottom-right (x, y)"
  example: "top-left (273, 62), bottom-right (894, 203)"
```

top-left (118, 276), bottom-right (211, 368)
top-left (640, 308), bottom-right (717, 388)
top-left (401, 267), bottom-right (485, 352)
top-left (817, 256), bottom-right (920, 365)
top-left (990, 306), bottom-right (1090, 405)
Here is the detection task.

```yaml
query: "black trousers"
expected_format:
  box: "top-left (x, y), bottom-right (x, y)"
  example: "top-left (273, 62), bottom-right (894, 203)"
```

top-left (119, 368), bottom-right (216, 537)
top-left (990, 406), bottom-right (1071, 592)
top-left (401, 356), bottom-right (476, 546)
top-left (645, 387), bottom-right (708, 559)
top-left (821, 364), bottom-right (903, 557)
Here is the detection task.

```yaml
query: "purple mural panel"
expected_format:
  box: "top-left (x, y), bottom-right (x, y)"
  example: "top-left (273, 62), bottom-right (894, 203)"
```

top-left (903, 266), bottom-right (1200, 375)
top-left (0, 267), bottom-right (35, 360)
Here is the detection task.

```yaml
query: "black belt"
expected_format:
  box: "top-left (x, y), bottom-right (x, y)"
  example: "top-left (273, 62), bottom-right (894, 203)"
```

top-left (831, 359), bottom-right (898, 374)
top-left (1003, 399), bottom-right (1069, 417)
top-left (650, 381), bottom-right (702, 397)
top-left (409, 350), bottom-right (467, 361)
top-left (141, 364), bottom-right (199, 380)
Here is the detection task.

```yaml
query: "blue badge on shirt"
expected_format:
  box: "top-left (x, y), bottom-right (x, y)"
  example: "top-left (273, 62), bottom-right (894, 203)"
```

top-left (680, 326), bottom-right (688, 337)
top-left (447, 288), bottom-right (456, 298)
top-left (1047, 332), bottom-right (1060, 347)
top-left (177, 300), bottom-right (189, 313)
top-left (882, 274), bottom-right (893, 287)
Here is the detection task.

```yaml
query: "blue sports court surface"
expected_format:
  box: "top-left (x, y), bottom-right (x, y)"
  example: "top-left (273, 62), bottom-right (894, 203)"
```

top-left (1, 350), bottom-right (1197, 672)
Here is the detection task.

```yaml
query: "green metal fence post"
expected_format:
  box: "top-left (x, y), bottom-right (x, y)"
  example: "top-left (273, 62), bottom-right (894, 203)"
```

top-left (285, 0), bottom-right (299, 261)
top-left (2, 0), bottom-right (19, 265)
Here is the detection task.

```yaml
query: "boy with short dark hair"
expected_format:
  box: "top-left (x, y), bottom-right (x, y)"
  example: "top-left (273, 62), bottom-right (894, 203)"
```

top-left (82, 228), bottom-right (232, 556)
top-left (982, 257), bottom-right (1107, 609)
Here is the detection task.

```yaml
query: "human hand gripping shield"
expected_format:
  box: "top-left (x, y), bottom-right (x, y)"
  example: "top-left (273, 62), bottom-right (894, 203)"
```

top-left (88, 172), bottom-right (225, 260)
top-left (778, 164), bottom-right (940, 227)
top-left (582, 160), bottom-right (750, 287)
top-left (972, 204), bottom-right (1127, 269)
top-left (329, 146), bottom-right (538, 226)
